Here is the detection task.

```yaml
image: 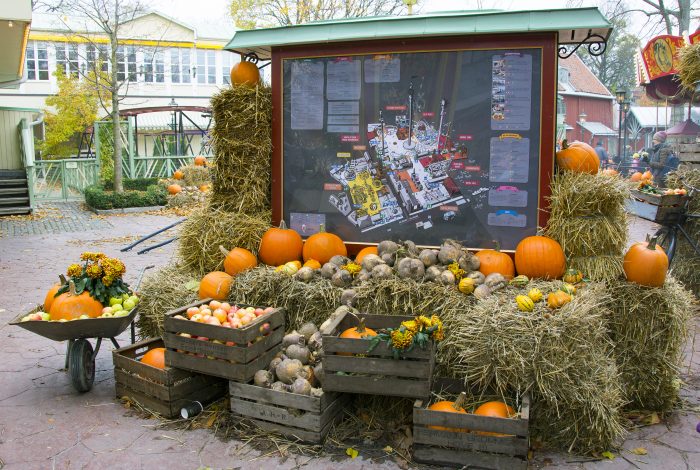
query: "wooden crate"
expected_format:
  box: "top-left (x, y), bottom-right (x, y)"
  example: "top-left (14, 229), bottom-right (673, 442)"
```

top-left (630, 189), bottom-right (686, 207)
top-left (625, 197), bottom-right (684, 224)
top-left (113, 338), bottom-right (227, 419)
top-left (229, 381), bottom-right (349, 443)
top-left (320, 311), bottom-right (434, 399)
top-left (413, 380), bottom-right (530, 469)
top-left (163, 300), bottom-right (285, 382)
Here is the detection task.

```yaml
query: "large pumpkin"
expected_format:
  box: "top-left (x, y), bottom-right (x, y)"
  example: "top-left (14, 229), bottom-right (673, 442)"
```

top-left (49, 282), bottom-right (103, 321)
top-left (475, 241), bottom-right (515, 280)
top-left (258, 220), bottom-right (303, 266)
top-left (198, 271), bottom-right (233, 300)
top-left (474, 401), bottom-right (516, 436)
top-left (514, 236), bottom-right (566, 280)
top-left (303, 224), bottom-right (347, 264)
top-left (43, 278), bottom-right (65, 312)
top-left (555, 140), bottom-right (600, 174)
top-left (354, 246), bottom-right (378, 265)
top-left (219, 245), bottom-right (257, 276)
top-left (230, 61), bottom-right (260, 87)
top-left (623, 236), bottom-right (668, 287)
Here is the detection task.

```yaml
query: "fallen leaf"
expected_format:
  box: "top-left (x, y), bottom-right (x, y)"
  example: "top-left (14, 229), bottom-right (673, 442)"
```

top-left (383, 446), bottom-right (393, 453)
top-left (346, 447), bottom-right (359, 459)
top-left (643, 412), bottom-right (661, 425)
top-left (601, 451), bottom-right (615, 460)
top-left (630, 447), bottom-right (648, 455)
top-left (205, 413), bottom-right (217, 428)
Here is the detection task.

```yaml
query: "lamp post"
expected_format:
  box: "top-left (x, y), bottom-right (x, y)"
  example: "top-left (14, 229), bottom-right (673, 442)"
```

top-left (169, 98), bottom-right (178, 155)
top-left (615, 90), bottom-right (626, 161)
top-left (578, 112), bottom-right (587, 143)
top-left (622, 100), bottom-right (631, 162)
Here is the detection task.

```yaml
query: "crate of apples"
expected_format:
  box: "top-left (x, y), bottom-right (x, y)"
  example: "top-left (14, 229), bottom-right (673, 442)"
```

top-left (181, 300), bottom-right (274, 330)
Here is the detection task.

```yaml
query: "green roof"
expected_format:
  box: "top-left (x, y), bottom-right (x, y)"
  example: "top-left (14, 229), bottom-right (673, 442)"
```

top-left (225, 8), bottom-right (612, 59)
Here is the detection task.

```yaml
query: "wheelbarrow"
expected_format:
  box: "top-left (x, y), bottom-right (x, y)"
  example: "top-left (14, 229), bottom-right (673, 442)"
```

top-left (10, 265), bottom-right (154, 393)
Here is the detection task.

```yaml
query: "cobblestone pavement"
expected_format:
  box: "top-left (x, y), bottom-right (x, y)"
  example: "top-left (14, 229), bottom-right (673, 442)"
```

top-left (0, 202), bottom-right (111, 238)
top-left (0, 207), bottom-right (697, 470)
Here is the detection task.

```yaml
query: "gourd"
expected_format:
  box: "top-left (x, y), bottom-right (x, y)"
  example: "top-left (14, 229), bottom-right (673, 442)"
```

top-left (473, 284), bottom-right (491, 300)
top-left (623, 236), bottom-right (668, 287)
top-left (475, 241), bottom-right (515, 279)
top-left (303, 224), bottom-right (347, 264)
top-left (275, 358), bottom-right (303, 384)
top-left (547, 290), bottom-right (572, 309)
top-left (140, 347), bottom-right (166, 369)
top-left (458, 277), bottom-right (476, 294)
top-left (275, 261), bottom-right (299, 275)
top-left (484, 273), bottom-right (507, 291)
top-left (49, 281), bottom-right (104, 321)
top-left (258, 220), bottom-right (303, 266)
top-left (397, 257), bottom-right (425, 280)
top-left (303, 259), bottom-right (322, 270)
top-left (167, 184), bottom-right (182, 195)
top-left (516, 295), bottom-right (534, 312)
top-left (630, 171), bottom-right (643, 182)
top-left (219, 246), bottom-right (257, 276)
top-left (320, 262), bottom-right (339, 279)
top-left (527, 288), bottom-right (543, 302)
top-left (561, 283), bottom-right (576, 295)
top-left (562, 268), bottom-right (583, 284)
top-left (355, 246), bottom-right (378, 265)
top-left (427, 392), bottom-right (468, 432)
top-left (418, 249), bottom-right (438, 267)
top-left (514, 236), bottom-right (566, 280)
top-left (509, 274), bottom-right (529, 287)
top-left (173, 170), bottom-right (184, 180)
top-left (555, 139), bottom-right (600, 174)
top-left (294, 266), bottom-right (316, 282)
top-left (254, 370), bottom-right (274, 388)
top-left (230, 60), bottom-right (260, 87)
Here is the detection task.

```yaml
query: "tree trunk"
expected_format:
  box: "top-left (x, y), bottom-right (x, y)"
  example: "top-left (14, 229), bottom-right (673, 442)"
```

top-left (110, 36), bottom-right (123, 192)
top-left (678, 0), bottom-right (691, 35)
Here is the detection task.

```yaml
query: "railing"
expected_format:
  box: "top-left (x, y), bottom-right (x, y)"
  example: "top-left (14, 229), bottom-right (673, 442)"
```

top-left (123, 155), bottom-right (196, 179)
top-left (30, 158), bottom-right (99, 201)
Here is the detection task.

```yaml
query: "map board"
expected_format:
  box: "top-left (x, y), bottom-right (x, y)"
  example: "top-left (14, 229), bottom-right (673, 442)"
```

top-left (275, 39), bottom-right (553, 251)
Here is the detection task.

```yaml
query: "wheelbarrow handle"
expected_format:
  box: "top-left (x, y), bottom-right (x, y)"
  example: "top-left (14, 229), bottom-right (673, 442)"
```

top-left (130, 264), bottom-right (154, 344)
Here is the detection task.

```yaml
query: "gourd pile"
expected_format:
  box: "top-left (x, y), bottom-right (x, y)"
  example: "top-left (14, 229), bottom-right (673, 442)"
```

top-left (162, 161), bottom-right (211, 208)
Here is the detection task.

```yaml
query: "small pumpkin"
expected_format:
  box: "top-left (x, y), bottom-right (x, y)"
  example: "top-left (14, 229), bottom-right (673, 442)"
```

top-left (258, 220), bottom-right (303, 266)
top-left (303, 224), bottom-right (347, 264)
top-left (560, 283), bottom-right (576, 295)
top-left (219, 246), bottom-right (257, 276)
top-left (630, 172), bottom-right (643, 182)
top-left (623, 236), bottom-right (668, 287)
top-left (339, 315), bottom-right (377, 340)
top-left (173, 170), bottom-right (184, 180)
top-left (514, 236), bottom-right (566, 280)
top-left (475, 241), bottom-right (515, 280)
top-left (642, 170), bottom-right (653, 180)
top-left (562, 268), bottom-right (583, 284)
top-left (427, 392), bottom-right (468, 432)
top-left (198, 271), bottom-right (233, 300)
top-left (555, 140), bottom-right (600, 174)
top-left (230, 60), bottom-right (260, 87)
top-left (276, 262), bottom-right (300, 275)
top-left (49, 281), bottom-right (104, 321)
top-left (527, 288), bottom-right (543, 303)
top-left (140, 347), bottom-right (166, 369)
top-left (199, 184), bottom-right (210, 192)
top-left (516, 295), bottom-right (534, 312)
top-left (303, 259), bottom-right (322, 270)
top-left (509, 274), bottom-right (529, 287)
top-left (194, 155), bottom-right (207, 166)
top-left (167, 184), bottom-right (182, 195)
top-left (458, 277), bottom-right (476, 294)
top-left (354, 246), bottom-right (378, 265)
top-left (547, 290), bottom-right (572, 309)
top-left (474, 401), bottom-right (517, 436)
top-left (601, 168), bottom-right (618, 177)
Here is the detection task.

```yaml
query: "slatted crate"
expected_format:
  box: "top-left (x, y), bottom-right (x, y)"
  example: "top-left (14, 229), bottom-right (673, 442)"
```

top-left (163, 300), bottom-right (284, 382)
top-left (229, 381), bottom-right (349, 443)
top-left (113, 338), bottom-right (227, 419)
top-left (412, 379), bottom-right (530, 469)
top-left (320, 311), bottom-right (434, 399)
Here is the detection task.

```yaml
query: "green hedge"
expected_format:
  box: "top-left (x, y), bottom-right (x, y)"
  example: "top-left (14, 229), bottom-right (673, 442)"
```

top-left (102, 177), bottom-right (160, 191)
top-left (85, 184), bottom-right (167, 210)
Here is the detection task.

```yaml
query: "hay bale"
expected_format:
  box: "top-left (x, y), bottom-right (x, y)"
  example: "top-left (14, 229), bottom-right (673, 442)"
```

top-left (605, 277), bottom-right (695, 411)
top-left (678, 42), bottom-right (700, 92)
top-left (545, 210), bottom-right (628, 258)
top-left (137, 264), bottom-right (199, 338)
top-left (665, 168), bottom-right (700, 295)
top-left (569, 255), bottom-right (624, 283)
top-left (179, 164), bottom-right (210, 187)
top-left (210, 85), bottom-right (272, 213)
top-left (547, 171), bottom-right (630, 218)
top-left (177, 201), bottom-right (271, 276)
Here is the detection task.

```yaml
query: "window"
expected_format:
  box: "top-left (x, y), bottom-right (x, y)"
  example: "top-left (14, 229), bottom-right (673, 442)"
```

top-left (55, 42), bottom-right (79, 76)
top-left (86, 44), bottom-right (110, 74)
top-left (170, 48), bottom-right (191, 84)
top-left (143, 49), bottom-right (165, 83)
top-left (221, 52), bottom-right (238, 85)
top-left (116, 45), bottom-right (137, 82)
top-left (196, 49), bottom-right (216, 85)
top-left (26, 41), bottom-right (49, 80)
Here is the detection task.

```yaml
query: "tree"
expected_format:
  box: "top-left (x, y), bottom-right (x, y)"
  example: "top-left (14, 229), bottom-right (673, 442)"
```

top-left (629, 0), bottom-right (694, 37)
top-left (229, 0), bottom-right (407, 29)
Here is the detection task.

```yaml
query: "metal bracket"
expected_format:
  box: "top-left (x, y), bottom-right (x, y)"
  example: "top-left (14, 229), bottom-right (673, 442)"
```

top-left (558, 29), bottom-right (607, 59)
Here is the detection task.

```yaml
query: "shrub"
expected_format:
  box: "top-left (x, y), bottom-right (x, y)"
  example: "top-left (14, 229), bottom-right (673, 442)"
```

top-left (102, 177), bottom-right (160, 191)
top-left (85, 184), bottom-right (166, 210)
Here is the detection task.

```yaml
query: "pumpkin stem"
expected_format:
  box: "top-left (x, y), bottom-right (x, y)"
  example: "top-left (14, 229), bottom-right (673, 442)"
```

top-left (68, 280), bottom-right (76, 296)
top-left (561, 139), bottom-right (569, 150)
top-left (347, 310), bottom-right (367, 334)
top-left (59, 274), bottom-right (67, 285)
top-left (647, 236), bottom-right (659, 250)
top-left (278, 220), bottom-right (288, 230)
top-left (492, 240), bottom-right (501, 252)
top-left (453, 392), bottom-right (467, 411)
top-left (219, 245), bottom-right (230, 257)
top-left (318, 223), bottom-right (327, 233)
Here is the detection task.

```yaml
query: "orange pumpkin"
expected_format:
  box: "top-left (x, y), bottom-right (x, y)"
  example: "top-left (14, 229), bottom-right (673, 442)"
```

top-left (302, 224), bottom-right (347, 264)
top-left (199, 184), bottom-right (210, 192)
top-left (555, 140), bottom-right (600, 174)
top-left (167, 184), bottom-right (182, 195)
top-left (49, 281), bottom-right (103, 321)
top-left (547, 290), bottom-right (572, 309)
top-left (44, 281), bottom-right (63, 312)
top-left (258, 220), bottom-right (303, 266)
top-left (475, 241), bottom-right (515, 280)
top-left (230, 61), bottom-right (260, 87)
top-left (428, 392), bottom-right (468, 432)
top-left (194, 155), bottom-right (207, 166)
top-left (623, 236), bottom-right (668, 287)
top-left (140, 347), bottom-right (166, 369)
top-left (514, 236), bottom-right (566, 280)
top-left (303, 259), bottom-right (322, 270)
top-left (601, 168), bottom-right (618, 177)
top-left (630, 172), bottom-right (643, 182)
top-left (642, 170), bottom-right (653, 180)
top-left (198, 271), bottom-right (233, 300)
top-left (338, 316), bottom-right (377, 356)
top-left (474, 401), bottom-right (516, 436)
top-left (354, 246), bottom-right (378, 265)
top-left (173, 170), bottom-right (184, 180)
top-left (219, 246), bottom-right (257, 276)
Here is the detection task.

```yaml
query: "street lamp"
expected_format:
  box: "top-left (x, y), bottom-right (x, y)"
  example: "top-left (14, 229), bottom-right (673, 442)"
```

top-left (169, 98), bottom-right (178, 155)
top-left (615, 90), bottom-right (626, 160)
top-left (578, 112), bottom-right (587, 143)
top-left (622, 99), bottom-right (631, 162)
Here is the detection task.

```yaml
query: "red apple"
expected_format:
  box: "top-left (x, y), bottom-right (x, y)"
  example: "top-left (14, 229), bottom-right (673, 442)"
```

top-left (263, 307), bottom-right (274, 314)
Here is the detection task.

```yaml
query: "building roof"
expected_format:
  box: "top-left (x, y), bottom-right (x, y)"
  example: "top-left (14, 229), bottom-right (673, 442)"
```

top-left (558, 54), bottom-right (612, 97)
top-left (580, 121), bottom-right (616, 136)
top-left (225, 7), bottom-right (612, 59)
top-left (129, 111), bottom-right (212, 131)
top-left (629, 106), bottom-right (673, 128)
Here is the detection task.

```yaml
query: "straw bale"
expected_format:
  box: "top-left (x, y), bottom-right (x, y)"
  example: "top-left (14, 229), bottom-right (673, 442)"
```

top-left (137, 264), bottom-right (199, 339)
top-left (545, 210), bottom-right (628, 258)
top-left (605, 277), bottom-right (695, 411)
top-left (665, 168), bottom-right (700, 295)
top-left (568, 255), bottom-right (624, 283)
top-left (179, 164), bottom-right (210, 187)
top-left (678, 42), bottom-right (700, 92)
top-left (547, 171), bottom-right (630, 218)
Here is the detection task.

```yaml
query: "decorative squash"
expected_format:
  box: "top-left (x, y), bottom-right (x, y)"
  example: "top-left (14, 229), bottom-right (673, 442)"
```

top-left (258, 220), bottom-right (303, 266)
top-left (560, 283), bottom-right (576, 295)
top-left (276, 261), bottom-right (300, 275)
top-left (198, 271), bottom-right (233, 300)
top-left (547, 290), bottom-right (572, 309)
top-left (623, 236), bottom-right (668, 287)
top-left (167, 184), bottom-right (182, 195)
top-left (140, 347), bottom-right (166, 369)
top-left (509, 274), bottom-right (529, 287)
top-left (173, 170), bottom-right (184, 180)
top-left (458, 277), bottom-right (476, 294)
top-left (49, 281), bottom-right (104, 321)
top-left (230, 61), bottom-right (260, 87)
top-left (427, 392), bottom-right (468, 432)
top-left (555, 140), bottom-right (600, 174)
top-left (219, 246), bottom-right (257, 276)
top-left (601, 168), bottom-right (618, 177)
top-left (516, 295), bottom-right (534, 312)
top-left (289, 260), bottom-right (302, 270)
top-left (474, 401), bottom-right (517, 436)
top-left (194, 155), bottom-right (207, 166)
top-left (527, 288), bottom-right (543, 302)
top-left (630, 172), bottom-right (643, 182)
top-left (302, 224), bottom-right (347, 265)
top-left (355, 246), bottom-right (378, 265)
top-left (562, 268), bottom-right (583, 284)
top-left (199, 184), bottom-right (210, 192)
top-left (303, 259), bottom-right (322, 270)
top-left (475, 241), bottom-right (515, 280)
top-left (514, 236), bottom-right (566, 280)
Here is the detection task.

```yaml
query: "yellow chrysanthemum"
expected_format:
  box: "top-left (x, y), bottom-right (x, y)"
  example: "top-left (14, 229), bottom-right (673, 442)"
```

top-left (417, 315), bottom-right (432, 329)
top-left (102, 275), bottom-right (114, 287)
top-left (342, 262), bottom-right (362, 276)
top-left (401, 319), bottom-right (419, 333)
top-left (430, 314), bottom-right (445, 342)
top-left (66, 263), bottom-right (83, 277)
top-left (447, 262), bottom-right (465, 281)
top-left (85, 263), bottom-right (103, 279)
top-left (390, 328), bottom-right (414, 350)
top-left (80, 251), bottom-right (105, 262)
top-left (101, 257), bottom-right (126, 278)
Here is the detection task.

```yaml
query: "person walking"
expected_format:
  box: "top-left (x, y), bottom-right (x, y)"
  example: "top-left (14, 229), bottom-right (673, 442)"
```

top-left (594, 141), bottom-right (609, 166)
top-left (648, 131), bottom-right (673, 185)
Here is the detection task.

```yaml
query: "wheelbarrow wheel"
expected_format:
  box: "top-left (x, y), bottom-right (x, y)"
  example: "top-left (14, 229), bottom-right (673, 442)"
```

top-left (68, 339), bottom-right (95, 393)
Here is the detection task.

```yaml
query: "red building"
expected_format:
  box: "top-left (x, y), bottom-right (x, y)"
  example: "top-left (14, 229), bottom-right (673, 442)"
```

top-left (558, 55), bottom-right (616, 156)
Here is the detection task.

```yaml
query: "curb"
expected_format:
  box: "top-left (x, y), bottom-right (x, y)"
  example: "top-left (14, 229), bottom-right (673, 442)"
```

top-left (89, 205), bottom-right (165, 215)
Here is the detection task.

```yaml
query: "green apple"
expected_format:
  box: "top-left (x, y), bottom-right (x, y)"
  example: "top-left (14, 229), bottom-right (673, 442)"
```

top-left (58, 319), bottom-right (68, 322)
top-left (128, 295), bottom-right (139, 306)
top-left (123, 299), bottom-right (136, 311)
top-left (112, 303), bottom-right (123, 312)
top-left (101, 312), bottom-right (114, 318)
top-left (114, 310), bottom-right (129, 317)
top-left (122, 293), bottom-right (130, 301)
top-left (79, 314), bottom-right (90, 319)
top-left (40, 312), bottom-right (51, 321)
top-left (20, 315), bottom-right (31, 322)
top-left (109, 297), bottom-right (122, 306)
